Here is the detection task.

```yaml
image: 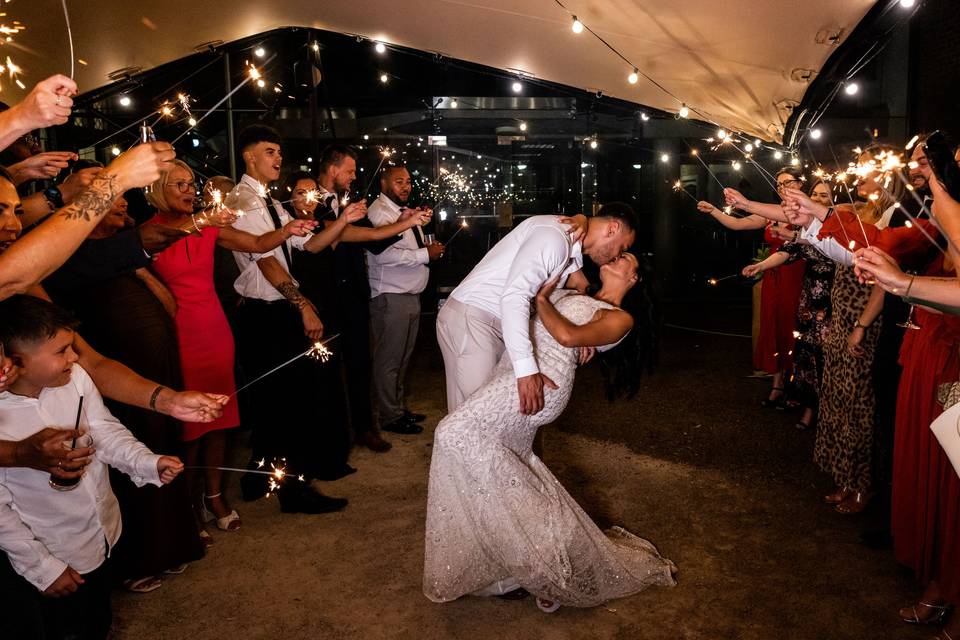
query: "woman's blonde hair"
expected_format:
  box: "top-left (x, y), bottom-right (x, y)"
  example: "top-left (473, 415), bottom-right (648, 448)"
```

top-left (146, 159), bottom-right (194, 211)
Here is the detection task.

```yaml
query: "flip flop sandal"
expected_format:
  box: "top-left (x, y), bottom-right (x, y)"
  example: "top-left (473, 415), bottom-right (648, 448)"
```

top-left (123, 575), bottom-right (162, 593)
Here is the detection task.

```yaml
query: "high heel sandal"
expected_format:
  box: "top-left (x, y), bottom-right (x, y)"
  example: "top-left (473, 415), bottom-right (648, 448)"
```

top-left (835, 491), bottom-right (871, 514)
top-left (760, 387), bottom-right (785, 408)
top-left (901, 602), bottom-right (952, 625)
top-left (535, 597), bottom-right (561, 613)
top-left (200, 493), bottom-right (241, 531)
top-left (823, 488), bottom-right (852, 505)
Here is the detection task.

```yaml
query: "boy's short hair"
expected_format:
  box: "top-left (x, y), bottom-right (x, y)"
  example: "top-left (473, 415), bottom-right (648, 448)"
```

top-left (318, 144), bottom-right (357, 174)
top-left (597, 201), bottom-right (639, 233)
top-left (238, 124), bottom-right (281, 154)
top-left (0, 295), bottom-right (79, 350)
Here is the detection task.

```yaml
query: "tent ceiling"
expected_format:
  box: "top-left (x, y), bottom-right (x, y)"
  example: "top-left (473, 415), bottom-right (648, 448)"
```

top-left (8, 0), bottom-right (877, 142)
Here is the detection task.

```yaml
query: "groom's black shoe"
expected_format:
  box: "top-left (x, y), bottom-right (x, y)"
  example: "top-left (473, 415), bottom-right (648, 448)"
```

top-left (278, 487), bottom-right (348, 514)
top-left (403, 410), bottom-right (427, 423)
top-left (382, 416), bottom-right (423, 435)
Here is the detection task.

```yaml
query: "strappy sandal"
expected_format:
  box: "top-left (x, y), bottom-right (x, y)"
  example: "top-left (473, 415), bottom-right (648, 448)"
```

top-left (164, 563), bottom-right (189, 575)
top-left (200, 493), bottom-right (241, 531)
top-left (835, 492), bottom-right (871, 514)
top-left (823, 488), bottom-right (852, 505)
top-left (123, 575), bottom-right (163, 593)
top-left (199, 529), bottom-right (214, 548)
top-left (536, 597), bottom-right (561, 613)
top-left (901, 602), bottom-right (952, 625)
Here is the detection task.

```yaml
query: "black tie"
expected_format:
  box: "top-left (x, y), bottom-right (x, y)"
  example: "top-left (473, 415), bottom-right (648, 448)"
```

top-left (404, 209), bottom-right (426, 248)
top-left (265, 201), bottom-right (293, 270)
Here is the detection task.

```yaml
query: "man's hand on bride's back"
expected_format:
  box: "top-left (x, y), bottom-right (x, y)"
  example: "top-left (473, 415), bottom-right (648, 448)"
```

top-left (557, 214), bottom-right (588, 245)
top-left (517, 373), bottom-right (558, 415)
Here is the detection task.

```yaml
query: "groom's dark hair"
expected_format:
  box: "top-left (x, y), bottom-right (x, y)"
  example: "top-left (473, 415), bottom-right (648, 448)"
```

top-left (596, 202), bottom-right (638, 232)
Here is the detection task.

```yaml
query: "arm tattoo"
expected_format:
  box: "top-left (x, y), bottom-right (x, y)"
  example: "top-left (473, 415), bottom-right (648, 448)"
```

top-left (58, 172), bottom-right (121, 222)
top-left (277, 281), bottom-right (308, 309)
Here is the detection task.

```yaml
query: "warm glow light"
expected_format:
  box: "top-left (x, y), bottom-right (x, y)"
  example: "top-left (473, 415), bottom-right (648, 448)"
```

top-left (254, 47), bottom-right (265, 58)
top-left (375, 42), bottom-right (386, 54)
top-left (744, 143), bottom-right (754, 153)
top-left (188, 117), bottom-right (197, 127)
top-left (111, 146), bottom-right (121, 156)
top-left (380, 73), bottom-right (389, 83)
top-left (791, 157), bottom-right (800, 166)
top-left (519, 121), bottom-right (527, 132)
top-left (512, 81), bottom-right (522, 93)
top-left (899, 0), bottom-right (915, 7)
top-left (450, 99), bottom-right (458, 108)
top-left (810, 128), bottom-right (823, 140)
top-left (640, 113), bottom-right (650, 121)
top-left (774, 151), bottom-right (783, 160)
top-left (628, 69), bottom-right (638, 84)
top-left (844, 82), bottom-right (859, 96)
top-left (119, 96), bottom-right (131, 107)
top-left (660, 153), bottom-right (669, 163)
top-left (571, 17), bottom-right (584, 33)
top-left (589, 139), bottom-right (598, 150)
top-left (678, 105), bottom-right (690, 118)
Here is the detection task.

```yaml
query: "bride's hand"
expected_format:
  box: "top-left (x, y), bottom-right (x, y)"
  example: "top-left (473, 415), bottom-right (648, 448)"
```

top-left (537, 276), bottom-right (561, 302)
top-left (577, 347), bottom-right (596, 366)
top-left (558, 214), bottom-right (587, 245)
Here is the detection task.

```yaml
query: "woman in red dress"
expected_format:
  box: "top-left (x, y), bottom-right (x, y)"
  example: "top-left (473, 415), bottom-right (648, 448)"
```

top-left (146, 160), bottom-right (315, 533)
top-left (698, 167), bottom-right (806, 406)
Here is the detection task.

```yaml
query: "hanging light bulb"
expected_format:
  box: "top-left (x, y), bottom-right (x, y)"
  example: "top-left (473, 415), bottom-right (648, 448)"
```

top-left (628, 68), bottom-right (639, 84)
top-left (254, 47), bottom-right (266, 58)
top-left (380, 73), bottom-right (389, 83)
top-left (899, 0), bottom-right (915, 7)
top-left (844, 82), bottom-right (859, 96)
top-left (790, 157), bottom-right (800, 166)
top-left (678, 104), bottom-right (690, 118)
top-left (111, 146), bottom-right (121, 156)
top-left (571, 16), bottom-right (584, 33)
top-left (589, 138), bottom-right (598, 150)
top-left (810, 128), bottom-right (823, 140)
top-left (745, 143), bottom-right (754, 153)
top-left (512, 81), bottom-right (523, 93)
top-left (640, 112), bottom-right (650, 121)
top-left (732, 161), bottom-right (742, 171)
top-left (450, 98), bottom-right (458, 108)
top-left (375, 42), bottom-right (386, 54)
top-left (774, 150), bottom-right (783, 160)
top-left (119, 96), bottom-right (131, 107)
top-left (660, 153), bottom-right (669, 163)
top-left (519, 121), bottom-right (527, 132)
top-left (717, 129), bottom-right (727, 140)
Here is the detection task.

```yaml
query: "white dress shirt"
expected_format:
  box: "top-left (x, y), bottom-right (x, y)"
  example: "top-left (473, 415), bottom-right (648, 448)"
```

top-left (366, 194), bottom-right (429, 298)
top-left (0, 365), bottom-right (161, 591)
top-left (451, 215), bottom-right (583, 378)
top-left (229, 174), bottom-right (311, 301)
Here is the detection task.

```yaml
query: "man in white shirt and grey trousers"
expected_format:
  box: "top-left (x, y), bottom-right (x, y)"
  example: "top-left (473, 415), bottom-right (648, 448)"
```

top-left (367, 166), bottom-right (444, 434)
top-left (437, 203), bottom-right (639, 416)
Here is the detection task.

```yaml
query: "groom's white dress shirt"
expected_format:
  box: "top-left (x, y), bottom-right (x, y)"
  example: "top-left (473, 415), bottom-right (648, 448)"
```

top-left (450, 215), bottom-right (582, 378)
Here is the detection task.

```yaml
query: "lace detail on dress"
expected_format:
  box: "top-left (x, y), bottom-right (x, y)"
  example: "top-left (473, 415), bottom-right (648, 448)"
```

top-left (424, 294), bottom-right (676, 606)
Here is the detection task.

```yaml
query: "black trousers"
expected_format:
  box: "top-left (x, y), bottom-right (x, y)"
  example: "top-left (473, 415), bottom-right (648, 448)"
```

top-left (0, 553), bottom-right (112, 640)
top-left (234, 299), bottom-right (350, 481)
top-left (330, 287), bottom-right (377, 437)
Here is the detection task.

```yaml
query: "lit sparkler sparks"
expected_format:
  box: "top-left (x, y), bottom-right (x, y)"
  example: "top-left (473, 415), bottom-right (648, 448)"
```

top-left (707, 273), bottom-right (740, 286)
top-left (185, 458), bottom-right (306, 497)
top-left (444, 218), bottom-right (469, 244)
top-left (229, 334), bottom-right (339, 398)
top-left (672, 179), bottom-right (699, 203)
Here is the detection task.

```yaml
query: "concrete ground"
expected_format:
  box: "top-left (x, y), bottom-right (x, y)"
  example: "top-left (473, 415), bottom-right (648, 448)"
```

top-left (111, 300), bottom-right (923, 639)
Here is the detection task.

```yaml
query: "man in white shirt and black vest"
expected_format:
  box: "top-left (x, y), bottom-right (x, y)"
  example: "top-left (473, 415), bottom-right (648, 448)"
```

top-left (366, 166), bottom-right (444, 435)
top-left (228, 125), bottom-right (347, 515)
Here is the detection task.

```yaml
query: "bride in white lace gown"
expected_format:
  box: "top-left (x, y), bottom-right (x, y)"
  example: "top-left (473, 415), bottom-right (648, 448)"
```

top-left (424, 253), bottom-right (676, 611)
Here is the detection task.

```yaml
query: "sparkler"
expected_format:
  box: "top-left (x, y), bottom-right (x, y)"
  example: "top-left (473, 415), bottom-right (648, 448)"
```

top-left (359, 148), bottom-right (393, 200)
top-left (444, 219), bottom-right (469, 244)
top-left (672, 180), bottom-right (699, 203)
top-left (61, 0), bottom-right (74, 79)
top-left (278, 189), bottom-right (319, 206)
top-left (185, 458), bottom-right (306, 496)
top-left (686, 145), bottom-right (727, 192)
top-left (229, 335), bottom-right (338, 398)
top-left (707, 273), bottom-right (740, 286)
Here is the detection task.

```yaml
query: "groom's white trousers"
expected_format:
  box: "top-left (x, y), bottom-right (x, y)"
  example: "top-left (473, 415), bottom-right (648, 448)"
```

top-left (436, 298), bottom-right (504, 411)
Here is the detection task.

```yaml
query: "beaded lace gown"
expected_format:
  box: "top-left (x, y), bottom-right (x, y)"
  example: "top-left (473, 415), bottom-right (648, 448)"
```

top-left (423, 293), bottom-right (677, 606)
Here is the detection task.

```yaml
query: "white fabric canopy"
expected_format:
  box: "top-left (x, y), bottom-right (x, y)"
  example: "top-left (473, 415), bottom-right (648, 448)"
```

top-left (8, 0), bottom-right (877, 141)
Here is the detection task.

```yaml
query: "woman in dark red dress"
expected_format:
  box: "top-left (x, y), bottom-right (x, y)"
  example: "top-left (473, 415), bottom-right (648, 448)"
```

top-left (699, 167), bottom-right (806, 406)
top-left (146, 160), bottom-right (315, 533)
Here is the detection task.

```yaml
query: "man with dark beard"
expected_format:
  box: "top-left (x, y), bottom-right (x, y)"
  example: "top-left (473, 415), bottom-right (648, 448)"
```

top-left (366, 166), bottom-right (443, 434)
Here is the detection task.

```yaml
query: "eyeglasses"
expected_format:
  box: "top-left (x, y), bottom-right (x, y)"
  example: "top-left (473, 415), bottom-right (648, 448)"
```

top-left (776, 178), bottom-right (801, 190)
top-left (166, 181), bottom-right (196, 193)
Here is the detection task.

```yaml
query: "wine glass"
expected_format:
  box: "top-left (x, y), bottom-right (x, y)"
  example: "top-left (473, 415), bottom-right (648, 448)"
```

top-left (898, 271), bottom-right (922, 330)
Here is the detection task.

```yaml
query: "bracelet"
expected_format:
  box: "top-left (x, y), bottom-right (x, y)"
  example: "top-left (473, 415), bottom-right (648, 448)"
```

top-left (190, 214), bottom-right (203, 234)
top-left (149, 385), bottom-right (167, 411)
top-left (905, 274), bottom-right (916, 298)
top-left (854, 321), bottom-right (869, 329)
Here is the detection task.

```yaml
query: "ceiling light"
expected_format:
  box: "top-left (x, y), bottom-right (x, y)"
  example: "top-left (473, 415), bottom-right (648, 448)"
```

top-left (660, 153), bottom-right (669, 163)
top-left (119, 96), bottom-right (131, 107)
top-left (810, 128), bottom-right (822, 140)
top-left (571, 17), bottom-right (584, 33)
top-left (254, 47), bottom-right (265, 58)
top-left (512, 81), bottom-right (522, 93)
top-left (380, 73), bottom-right (389, 83)
top-left (844, 82), bottom-right (859, 96)
top-left (519, 121), bottom-right (527, 131)
top-left (628, 69), bottom-right (638, 84)
top-left (678, 105), bottom-right (690, 118)
top-left (375, 42), bottom-right (386, 54)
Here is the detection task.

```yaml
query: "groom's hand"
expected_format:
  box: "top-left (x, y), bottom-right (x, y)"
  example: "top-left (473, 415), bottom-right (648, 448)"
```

top-left (517, 373), bottom-right (558, 415)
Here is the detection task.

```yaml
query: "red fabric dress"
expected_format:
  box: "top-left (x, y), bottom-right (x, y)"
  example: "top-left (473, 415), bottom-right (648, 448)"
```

top-left (753, 224), bottom-right (805, 373)
top-left (891, 254), bottom-right (960, 604)
top-left (146, 216), bottom-right (240, 441)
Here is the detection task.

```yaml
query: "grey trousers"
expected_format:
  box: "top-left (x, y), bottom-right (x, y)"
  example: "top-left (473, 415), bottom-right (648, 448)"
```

top-left (436, 298), bottom-right (504, 411)
top-left (370, 292), bottom-right (421, 425)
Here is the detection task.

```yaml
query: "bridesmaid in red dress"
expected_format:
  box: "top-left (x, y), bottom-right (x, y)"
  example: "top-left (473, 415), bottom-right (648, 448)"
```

top-left (698, 167), bottom-right (806, 406)
top-left (146, 160), bottom-right (315, 533)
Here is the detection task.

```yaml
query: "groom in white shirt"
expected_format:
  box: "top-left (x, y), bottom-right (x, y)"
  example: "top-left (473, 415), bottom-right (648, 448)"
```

top-left (437, 203), bottom-right (638, 415)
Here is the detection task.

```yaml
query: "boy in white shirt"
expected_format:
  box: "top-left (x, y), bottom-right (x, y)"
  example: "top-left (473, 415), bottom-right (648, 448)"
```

top-left (0, 295), bottom-right (183, 640)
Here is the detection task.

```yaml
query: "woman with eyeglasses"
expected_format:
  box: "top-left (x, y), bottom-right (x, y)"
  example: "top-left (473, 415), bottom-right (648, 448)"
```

top-left (698, 167), bottom-right (806, 410)
top-left (144, 159), bottom-right (315, 537)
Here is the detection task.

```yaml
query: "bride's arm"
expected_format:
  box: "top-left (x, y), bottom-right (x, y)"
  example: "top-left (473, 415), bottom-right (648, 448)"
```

top-left (535, 280), bottom-right (633, 348)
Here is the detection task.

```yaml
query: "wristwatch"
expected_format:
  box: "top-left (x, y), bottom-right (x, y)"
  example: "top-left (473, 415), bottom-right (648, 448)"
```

top-left (42, 186), bottom-right (64, 211)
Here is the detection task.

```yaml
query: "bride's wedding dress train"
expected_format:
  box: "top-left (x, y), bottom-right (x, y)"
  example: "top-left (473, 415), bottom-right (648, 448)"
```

top-left (424, 293), bottom-right (676, 606)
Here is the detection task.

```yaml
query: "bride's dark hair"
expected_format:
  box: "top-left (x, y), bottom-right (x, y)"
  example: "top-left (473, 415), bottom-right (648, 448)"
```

top-left (587, 253), bottom-right (660, 400)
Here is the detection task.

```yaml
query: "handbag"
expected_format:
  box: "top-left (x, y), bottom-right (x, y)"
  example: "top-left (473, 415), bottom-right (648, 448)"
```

top-left (932, 391), bottom-right (960, 478)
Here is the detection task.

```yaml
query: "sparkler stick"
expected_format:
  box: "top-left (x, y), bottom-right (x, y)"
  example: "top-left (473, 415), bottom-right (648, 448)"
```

top-left (444, 219), bottom-right (469, 244)
top-left (685, 145), bottom-right (727, 192)
top-left (185, 459), bottom-right (307, 493)
top-left (171, 55), bottom-right (276, 144)
top-left (359, 149), bottom-right (393, 200)
top-left (229, 334), bottom-right (338, 398)
top-left (725, 138), bottom-right (779, 193)
top-left (706, 273), bottom-right (740, 286)
top-left (672, 180), bottom-right (699, 203)
top-left (61, 0), bottom-right (75, 79)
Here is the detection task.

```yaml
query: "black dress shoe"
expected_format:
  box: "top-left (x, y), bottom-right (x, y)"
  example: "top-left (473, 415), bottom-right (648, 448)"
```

top-left (382, 417), bottom-right (424, 435)
top-left (278, 488), bottom-right (348, 514)
top-left (357, 431), bottom-right (392, 452)
top-left (403, 410), bottom-right (427, 423)
top-left (314, 464), bottom-right (357, 481)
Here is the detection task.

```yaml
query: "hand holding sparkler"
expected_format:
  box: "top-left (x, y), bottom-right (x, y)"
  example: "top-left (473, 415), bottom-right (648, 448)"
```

top-left (7, 151), bottom-right (77, 184)
top-left (399, 206), bottom-right (432, 229)
top-left (741, 263), bottom-right (764, 278)
top-left (341, 200), bottom-right (368, 224)
top-left (105, 142), bottom-right (177, 192)
top-left (853, 246), bottom-right (911, 293)
top-left (5, 75), bottom-right (77, 131)
top-left (722, 188), bottom-right (750, 212)
top-left (157, 456), bottom-right (184, 484)
top-left (282, 219), bottom-right (319, 238)
top-left (781, 187), bottom-right (829, 222)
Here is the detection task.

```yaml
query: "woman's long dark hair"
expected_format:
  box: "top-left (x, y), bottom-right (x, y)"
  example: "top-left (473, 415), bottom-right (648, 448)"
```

top-left (281, 170), bottom-right (316, 219)
top-left (587, 253), bottom-right (660, 400)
